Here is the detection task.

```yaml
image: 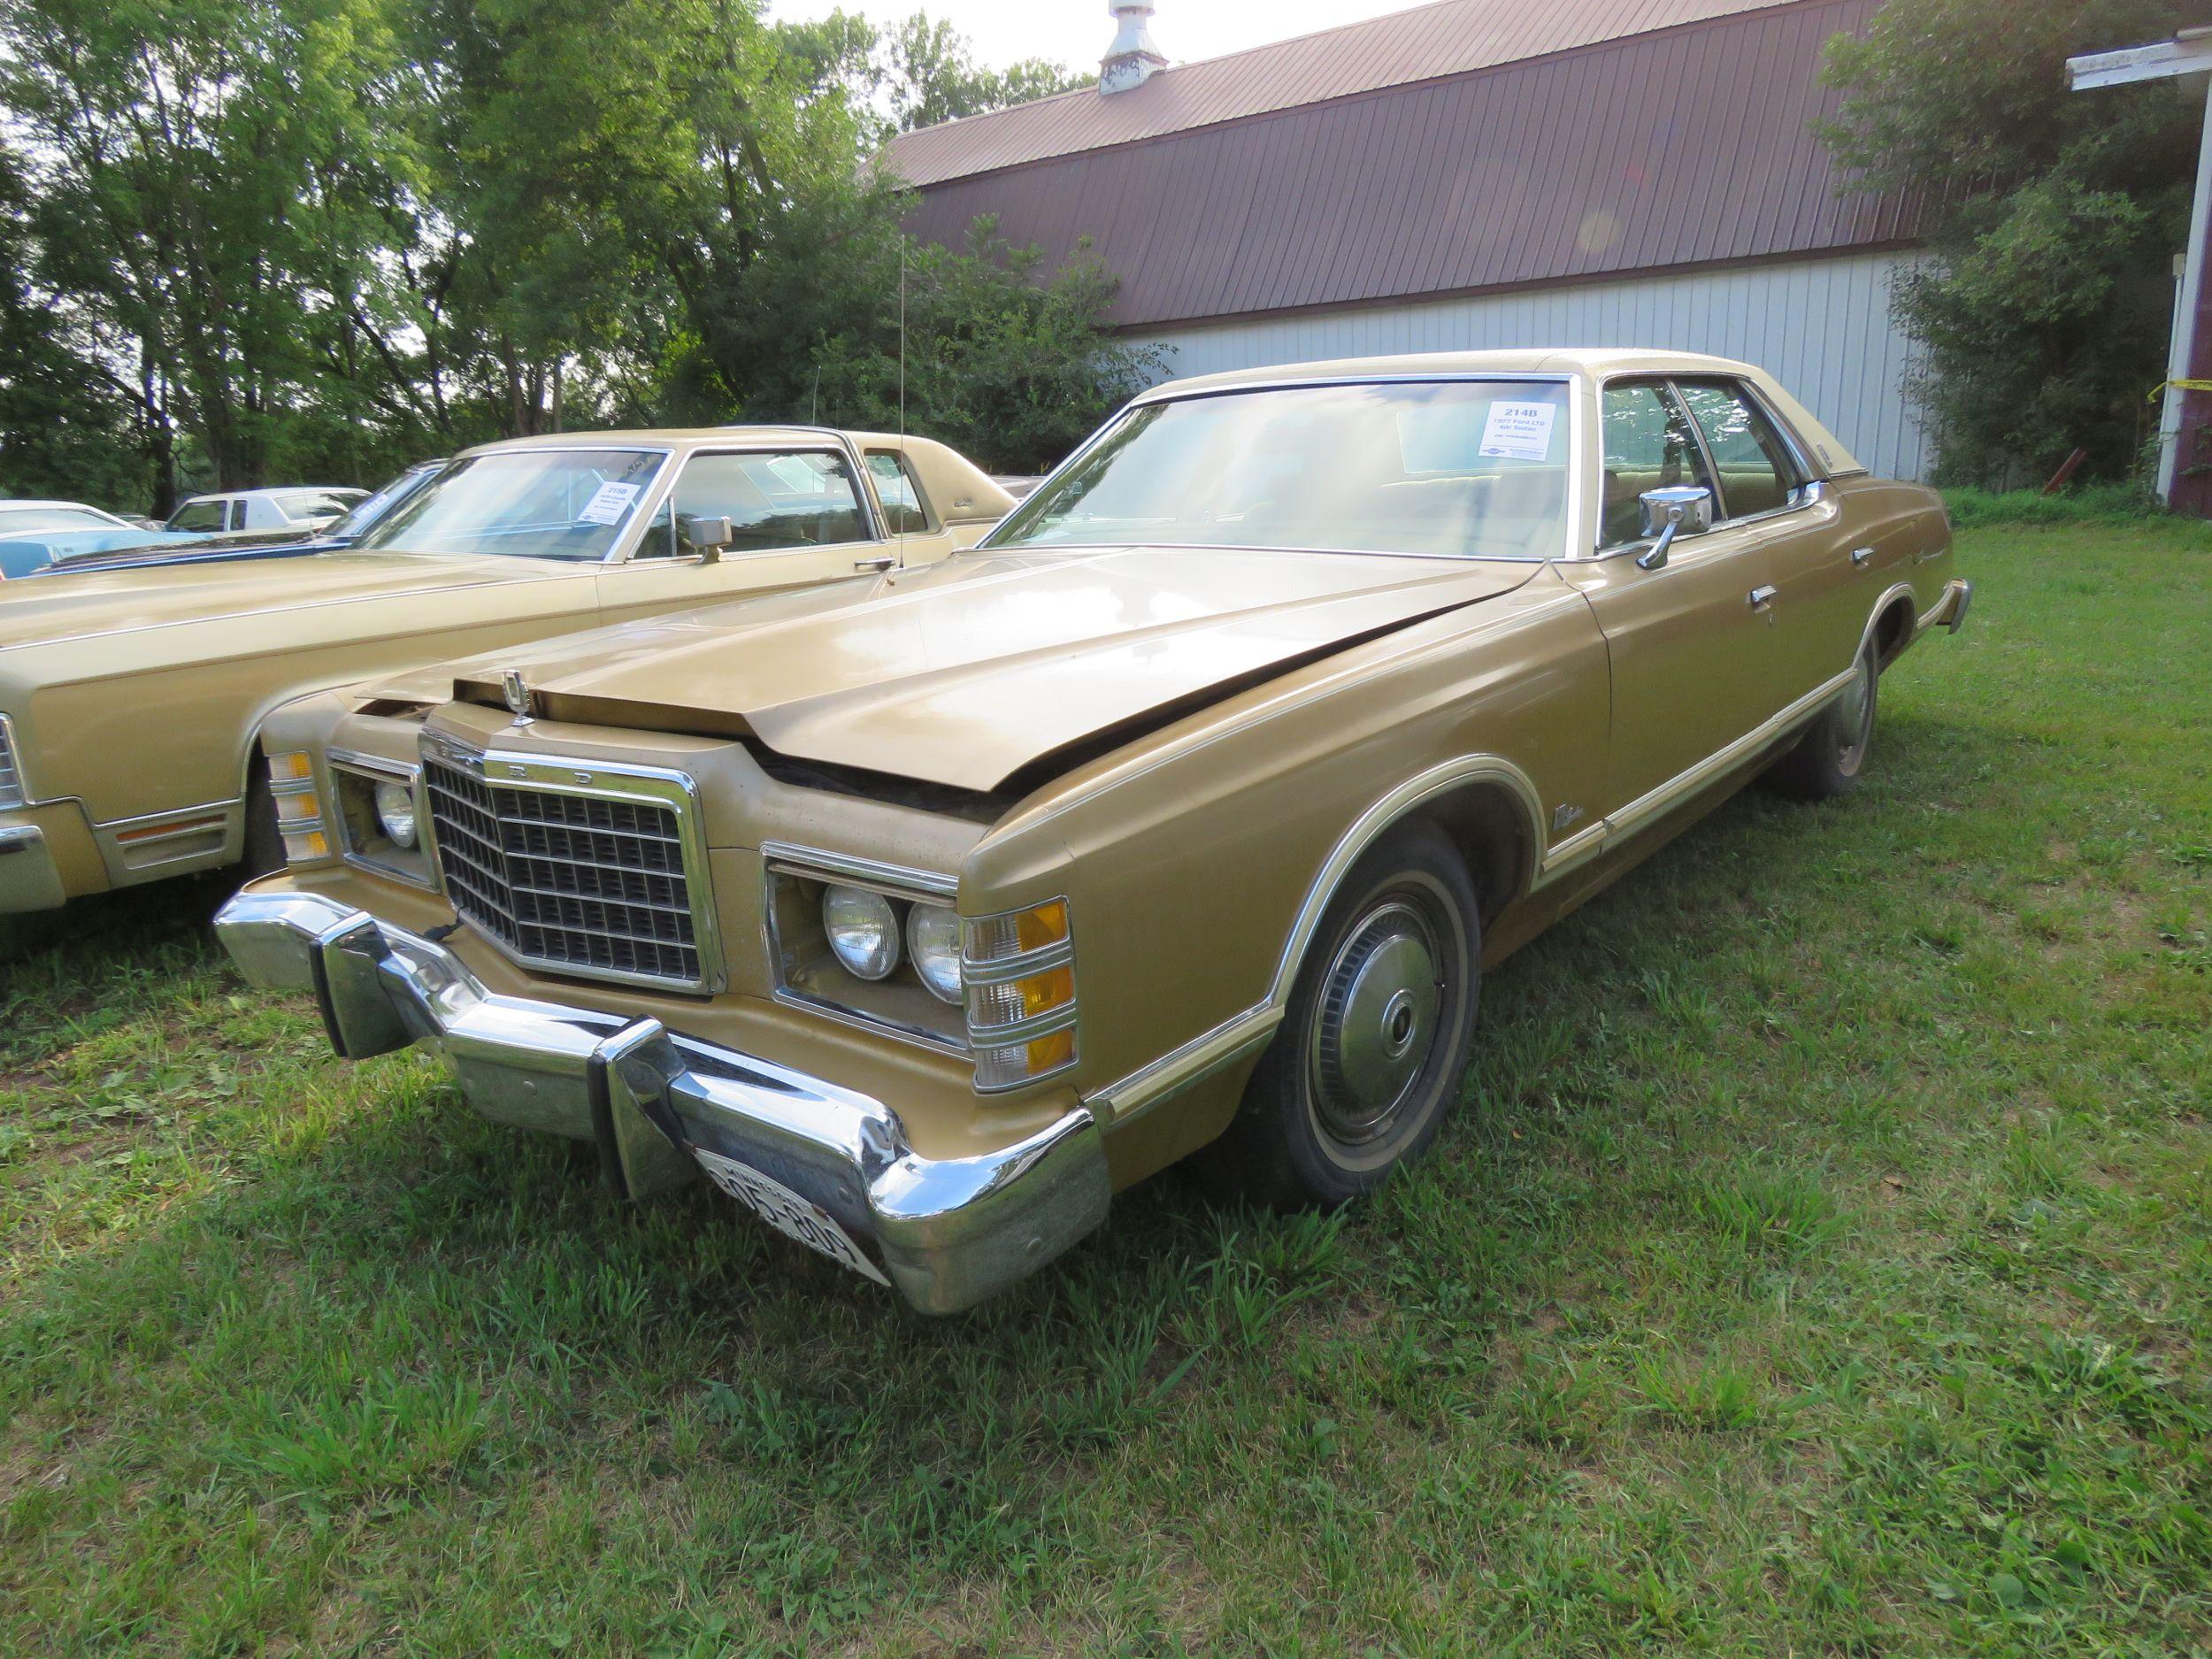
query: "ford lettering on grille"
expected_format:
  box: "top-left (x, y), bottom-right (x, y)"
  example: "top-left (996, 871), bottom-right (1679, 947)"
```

top-left (421, 744), bottom-right (703, 987)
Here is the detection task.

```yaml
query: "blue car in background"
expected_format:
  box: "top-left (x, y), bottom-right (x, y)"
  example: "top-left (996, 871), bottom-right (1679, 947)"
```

top-left (0, 500), bottom-right (212, 580)
top-left (9, 461), bottom-right (448, 580)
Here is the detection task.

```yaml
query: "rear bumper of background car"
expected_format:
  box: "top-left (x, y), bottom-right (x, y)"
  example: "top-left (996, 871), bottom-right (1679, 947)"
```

top-left (214, 887), bottom-right (1110, 1314)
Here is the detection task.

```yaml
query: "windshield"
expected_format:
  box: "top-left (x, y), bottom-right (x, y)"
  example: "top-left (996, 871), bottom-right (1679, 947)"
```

top-left (987, 380), bottom-right (1573, 560)
top-left (356, 449), bottom-right (665, 560)
top-left (0, 506), bottom-right (121, 534)
top-left (272, 488), bottom-right (365, 521)
top-left (326, 465), bottom-right (440, 539)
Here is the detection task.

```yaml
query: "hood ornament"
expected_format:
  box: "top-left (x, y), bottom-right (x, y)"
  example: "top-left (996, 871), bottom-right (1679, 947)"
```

top-left (500, 668), bottom-right (534, 726)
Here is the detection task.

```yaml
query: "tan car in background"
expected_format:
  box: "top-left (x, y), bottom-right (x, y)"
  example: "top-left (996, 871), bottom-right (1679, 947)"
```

top-left (216, 350), bottom-right (1971, 1312)
top-left (0, 428), bottom-right (1011, 913)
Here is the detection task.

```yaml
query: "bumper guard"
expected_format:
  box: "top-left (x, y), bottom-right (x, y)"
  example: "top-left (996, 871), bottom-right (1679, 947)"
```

top-left (217, 889), bottom-right (1110, 1313)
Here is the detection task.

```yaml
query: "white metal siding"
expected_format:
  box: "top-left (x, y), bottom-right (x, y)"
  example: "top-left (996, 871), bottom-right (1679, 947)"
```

top-left (1135, 251), bottom-right (1930, 480)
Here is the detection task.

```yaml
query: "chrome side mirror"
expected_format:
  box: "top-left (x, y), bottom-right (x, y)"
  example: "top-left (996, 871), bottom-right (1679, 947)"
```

top-left (679, 513), bottom-right (733, 565)
top-left (1635, 486), bottom-right (1714, 571)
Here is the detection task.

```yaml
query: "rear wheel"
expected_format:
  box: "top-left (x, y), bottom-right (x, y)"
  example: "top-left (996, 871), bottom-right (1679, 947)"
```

top-left (1202, 821), bottom-right (1481, 1210)
top-left (1763, 646), bottom-right (1877, 801)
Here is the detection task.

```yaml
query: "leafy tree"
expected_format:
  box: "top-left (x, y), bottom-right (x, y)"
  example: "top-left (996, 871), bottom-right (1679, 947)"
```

top-left (1, 0), bottom-right (421, 494)
top-left (875, 13), bottom-right (1089, 132)
top-left (0, 0), bottom-right (1140, 502)
top-left (1819, 0), bottom-right (2207, 486)
top-left (0, 146), bottom-right (159, 510)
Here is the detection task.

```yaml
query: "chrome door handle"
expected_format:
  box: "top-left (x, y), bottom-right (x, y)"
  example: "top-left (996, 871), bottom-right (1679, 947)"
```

top-left (1747, 585), bottom-right (1778, 608)
top-left (1850, 546), bottom-right (1874, 568)
top-left (853, 555), bottom-right (897, 572)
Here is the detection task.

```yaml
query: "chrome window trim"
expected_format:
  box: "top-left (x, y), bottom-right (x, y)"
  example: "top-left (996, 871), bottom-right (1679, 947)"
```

top-left (758, 840), bottom-right (970, 1058)
top-left (862, 447), bottom-right (941, 535)
top-left (326, 747), bottom-right (436, 891)
top-left (1588, 373), bottom-right (1827, 559)
top-left (979, 372), bottom-right (1586, 565)
top-left (417, 730), bottom-right (724, 995)
top-left (611, 436), bottom-right (886, 566)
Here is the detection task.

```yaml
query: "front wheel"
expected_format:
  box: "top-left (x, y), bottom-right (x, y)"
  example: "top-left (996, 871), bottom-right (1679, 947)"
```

top-left (1763, 647), bottom-right (1878, 801)
top-left (1202, 821), bottom-right (1481, 1210)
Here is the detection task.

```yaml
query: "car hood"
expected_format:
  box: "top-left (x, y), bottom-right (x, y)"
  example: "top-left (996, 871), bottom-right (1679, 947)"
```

top-left (436, 546), bottom-right (1542, 793)
top-left (0, 549), bottom-right (583, 653)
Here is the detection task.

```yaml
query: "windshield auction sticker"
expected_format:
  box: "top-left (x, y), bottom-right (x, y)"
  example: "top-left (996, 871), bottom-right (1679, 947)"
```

top-left (1478, 401), bottom-right (1558, 463)
top-left (577, 480), bottom-right (642, 526)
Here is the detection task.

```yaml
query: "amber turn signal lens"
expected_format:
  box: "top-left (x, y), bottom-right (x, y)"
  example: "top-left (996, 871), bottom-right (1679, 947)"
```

top-left (965, 964), bottom-right (1073, 1030)
top-left (268, 749), bottom-right (314, 783)
top-left (964, 898), bottom-right (1070, 964)
top-left (972, 1025), bottom-right (1078, 1091)
top-left (1024, 1027), bottom-right (1076, 1074)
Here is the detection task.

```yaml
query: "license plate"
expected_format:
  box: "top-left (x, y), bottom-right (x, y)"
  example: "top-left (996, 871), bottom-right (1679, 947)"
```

top-left (692, 1148), bottom-right (888, 1286)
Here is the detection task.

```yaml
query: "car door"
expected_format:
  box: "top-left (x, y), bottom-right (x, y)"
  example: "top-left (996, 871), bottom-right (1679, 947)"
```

top-left (1558, 379), bottom-right (1791, 815)
top-left (1673, 377), bottom-right (1857, 705)
top-left (595, 445), bottom-right (895, 626)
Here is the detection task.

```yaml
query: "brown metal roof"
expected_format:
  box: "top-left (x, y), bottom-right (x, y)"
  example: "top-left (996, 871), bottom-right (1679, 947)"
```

top-left (884, 0), bottom-right (1816, 188)
top-left (894, 0), bottom-right (1914, 332)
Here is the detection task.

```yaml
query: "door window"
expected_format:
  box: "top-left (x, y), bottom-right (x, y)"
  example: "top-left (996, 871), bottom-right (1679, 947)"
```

top-left (649, 450), bottom-right (871, 558)
top-left (864, 451), bottom-right (933, 534)
top-left (1599, 383), bottom-right (1715, 547)
top-left (167, 500), bottom-right (226, 532)
top-left (1674, 380), bottom-right (1806, 519)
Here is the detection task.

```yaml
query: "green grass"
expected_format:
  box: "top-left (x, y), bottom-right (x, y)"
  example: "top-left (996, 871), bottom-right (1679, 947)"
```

top-left (1940, 482), bottom-right (2161, 529)
top-left (3, 521), bottom-right (2208, 1656)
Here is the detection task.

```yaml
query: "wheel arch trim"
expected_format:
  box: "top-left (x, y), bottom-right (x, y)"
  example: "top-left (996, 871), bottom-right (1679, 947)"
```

top-left (1857, 582), bottom-right (1920, 668)
top-left (1088, 754), bottom-right (1545, 1125)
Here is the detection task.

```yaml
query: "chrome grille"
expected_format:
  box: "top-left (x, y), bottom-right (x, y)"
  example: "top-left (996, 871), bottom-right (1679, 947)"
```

top-left (422, 748), bottom-right (703, 987)
top-left (0, 717), bottom-right (23, 808)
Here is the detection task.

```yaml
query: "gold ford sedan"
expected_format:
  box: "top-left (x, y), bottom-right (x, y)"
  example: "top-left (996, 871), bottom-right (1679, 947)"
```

top-left (215, 350), bottom-right (1970, 1312)
top-left (0, 429), bottom-right (1010, 912)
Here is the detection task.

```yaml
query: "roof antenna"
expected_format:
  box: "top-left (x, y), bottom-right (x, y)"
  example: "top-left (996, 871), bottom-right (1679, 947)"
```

top-left (896, 234), bottom-right (907, 560)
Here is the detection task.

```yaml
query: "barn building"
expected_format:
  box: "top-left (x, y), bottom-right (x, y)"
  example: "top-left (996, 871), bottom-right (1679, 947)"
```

top-left (882, 0), bottom-right (1929, 480)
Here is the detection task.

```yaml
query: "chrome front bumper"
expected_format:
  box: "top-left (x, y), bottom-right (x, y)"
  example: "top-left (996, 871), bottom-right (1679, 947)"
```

top-left (216, 890), bottom-right (1110, 1313)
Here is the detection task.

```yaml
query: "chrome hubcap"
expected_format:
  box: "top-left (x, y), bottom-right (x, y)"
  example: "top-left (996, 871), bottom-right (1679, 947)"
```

top-left (1310, 899), bottom-right (1443, 1145)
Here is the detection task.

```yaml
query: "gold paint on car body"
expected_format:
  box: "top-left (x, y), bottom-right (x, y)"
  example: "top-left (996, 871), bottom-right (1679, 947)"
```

top-left (0, 428), bottom-right (1010, 910)
top-left (231, 349), bottom-right (1964, 1271)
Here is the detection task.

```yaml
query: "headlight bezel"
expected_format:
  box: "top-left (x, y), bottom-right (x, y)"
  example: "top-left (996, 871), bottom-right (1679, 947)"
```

top-left (762, 842), bottom-right (1079, 1094)
top-left (764, 845), bottom-right (971, 1055)
top-left (327, 748), bottom-right (434, 887)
